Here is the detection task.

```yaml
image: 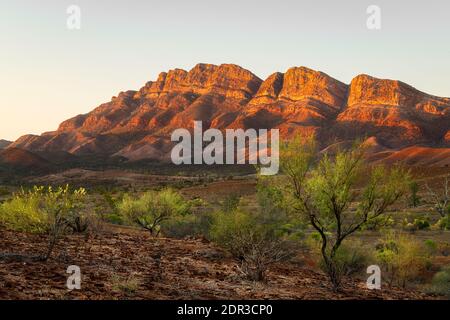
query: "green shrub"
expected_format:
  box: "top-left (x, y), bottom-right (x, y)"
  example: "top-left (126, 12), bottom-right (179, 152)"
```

top-left (413, 217), bottom-right (431, 230)
top-left (118, 188), bottom-right (190, 236)
top-left (0, 186), bottom-right (86, 233)
top-left (436, 215), bottom-right (450, 230)
top-left (0, 185), bottom-right (86, 260)
top-left (0, 187), bottom-right (48, 233)
top-left (375, 232), bottom-right (430, 288)
top-left (401, 215), bottom-right (431, 231)
top-left (426, 266), bottom-right (450, 298)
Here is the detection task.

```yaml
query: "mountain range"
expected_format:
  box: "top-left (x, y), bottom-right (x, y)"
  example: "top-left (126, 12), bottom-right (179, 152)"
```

top-left (3, 63), bottom-right (450, 171)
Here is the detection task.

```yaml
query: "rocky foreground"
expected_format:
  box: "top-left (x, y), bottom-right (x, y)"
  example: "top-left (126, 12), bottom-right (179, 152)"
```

top-left (0, 227), bottom-right (435, 300)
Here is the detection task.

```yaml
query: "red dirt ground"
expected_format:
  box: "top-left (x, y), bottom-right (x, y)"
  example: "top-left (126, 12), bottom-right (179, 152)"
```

top-left (0, 227), bottom-right (437, 300)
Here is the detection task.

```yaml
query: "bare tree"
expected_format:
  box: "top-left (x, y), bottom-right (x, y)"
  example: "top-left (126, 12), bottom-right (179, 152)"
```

top-left (210, 208), bottom-right (295, 282)
top-left (235, 231), bottom-right (294, 282)
top-left (426, 176), bottom-right (450, 218)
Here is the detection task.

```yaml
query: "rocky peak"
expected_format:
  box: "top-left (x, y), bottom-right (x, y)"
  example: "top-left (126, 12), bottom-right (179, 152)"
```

top-left (347, 74), bottom-right (422, 107)
top-left (278, 67), bottom-right (348, 108)
top-left (137, 63), bottom-right (262, 99)
top-left (162, 68), bottom-right (189, 92)
top-left (250, 72), bottom-right (284, 104)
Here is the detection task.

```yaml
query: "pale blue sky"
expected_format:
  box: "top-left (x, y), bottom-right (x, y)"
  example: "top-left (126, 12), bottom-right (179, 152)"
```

top-left (1, 0), bottom-right (449, 141)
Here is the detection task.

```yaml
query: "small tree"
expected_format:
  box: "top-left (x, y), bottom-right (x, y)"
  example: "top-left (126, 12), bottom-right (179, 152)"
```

top-left (0, 185), bottom-right (86, 261)
top-left (277, 137), bottom-right (410, 291)
top-left (426, 176), bottom-right (450, 218)
top-left (118, 188), bottom-right (189, 236)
